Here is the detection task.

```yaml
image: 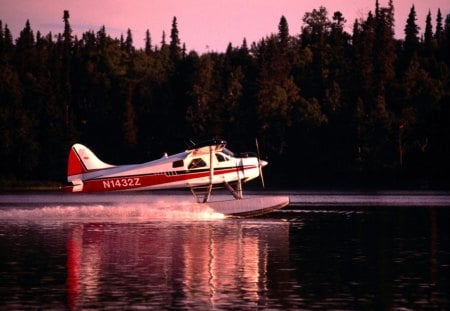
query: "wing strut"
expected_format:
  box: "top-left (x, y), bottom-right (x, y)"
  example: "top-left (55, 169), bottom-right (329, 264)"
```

top-left (203, 145), bottom-right (214, 203)
top-left (191, 145), bottom-right (214, 203)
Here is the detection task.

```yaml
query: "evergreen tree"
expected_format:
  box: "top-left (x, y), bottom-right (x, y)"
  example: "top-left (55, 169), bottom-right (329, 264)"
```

top-left (241, 38), bottom-right (248, 52)
top-left (0, 20), bottom-right (3, 53)
top-left (435, 9), bottom-right (443, 41)
top-left (15, 20), bottom-right (34, 62)
top-left (404, 5), bottom-right (420, 51)
top-left (125, 28), bottom-right (134, 54)
top-left (3, 24), bottom-right (13, 53)
top-left (97, 26), bottom-right (107, 49)
top-left (63, 10), bottom-right (72, 45)
top-left (445, 14), bottom-right (450, 63)
top-left (424, 10), bottom-right (433, 50)
top-left (61, 11), bottom-right (73, 131)
top-left (352, 18), bottom-right (361, 63)
top-left (161, 30), bottom-right (167, 47)
top-left (169, 16), bottom-right (181, 60)
top-left (375, 0), bottom-right (380, 19)
top-left (182, 43), bottom-right (187, 58)
top-left (388, 0), bottom-right (395, 28)
top-left (0, 23), bottom-right (13, 63)
top-left (278, 15), bottom-right (289, 49)
top-left (374, 1), bottom-right (396, 88)
top-left (358, 12), bottom-right (375, 93)
top-left (145, 29), bottom-right (152, 55)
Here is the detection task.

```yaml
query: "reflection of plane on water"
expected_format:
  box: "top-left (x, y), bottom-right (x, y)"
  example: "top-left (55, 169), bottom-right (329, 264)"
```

top-left (66, 221), bottom-right (290, 310)
top-left (66, 139), bottom-right (289, 216)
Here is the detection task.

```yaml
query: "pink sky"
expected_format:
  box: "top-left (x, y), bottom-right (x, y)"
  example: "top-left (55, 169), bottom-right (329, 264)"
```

top-left (1, 0), bottom-right (449, 53)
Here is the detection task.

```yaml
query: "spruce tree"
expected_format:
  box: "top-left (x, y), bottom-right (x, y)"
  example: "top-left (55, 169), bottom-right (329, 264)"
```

top-left (445, 14), bottom-right (450, 63)
top-left (435, 9), bottom-right (443, 41)
top-left (120, 33), bottom-right (125, 50)
top-left (387, 0), bottom-right (395, 30)
top-left (125, 28), bottom-right (134, 54)
top-left (404, 5), bottom-right (420, 51)
top-left (61, 11), bottom-right (72, 129)
top-left (424, 10), bottom-right (433, 50)
top-left (17, 20), bottom-right (34, 50)
top-left (169, 16), bottom-right (181, 60)
top-left (15, 20), bottom-right (35, 76)
top-left (0, 20), bottom-right (3, 47)
top-left (374, 2), bottom-right (396, 88)
top-left (278, 16), bottom-right (289, 49)
top-left (358, 11), bottom-right (375, 94)
top-left (241, 38), bottom-right (248, 52)
top-left (161, 31), bottom-right (167, 47)
top-left (3, 24), bottom-right (13, 49)
top-left (97, 26), bottom-right (107, 49)
top-left (145, 29), bottom-right (152, 55)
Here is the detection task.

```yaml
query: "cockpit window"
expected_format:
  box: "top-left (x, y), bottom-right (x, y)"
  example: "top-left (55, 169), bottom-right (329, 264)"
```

top-left (188, 158), bottom-right (207, 169)
top-left (172, 160), bottom-right (184, 168)
top-left (216, 154), bottom-right (228, 162)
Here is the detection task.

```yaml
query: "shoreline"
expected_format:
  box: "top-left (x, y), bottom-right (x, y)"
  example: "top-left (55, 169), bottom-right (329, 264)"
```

top-left (0, 181), bottom-right (64, 192)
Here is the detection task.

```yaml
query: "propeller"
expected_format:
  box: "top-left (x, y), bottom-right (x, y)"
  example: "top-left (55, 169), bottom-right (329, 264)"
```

top-left (255, 138), bottom-right (266, 189)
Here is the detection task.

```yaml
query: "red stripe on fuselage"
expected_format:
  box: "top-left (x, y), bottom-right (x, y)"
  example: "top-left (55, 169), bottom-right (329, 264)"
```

top-left (76, 166), bottom-right (257, 192)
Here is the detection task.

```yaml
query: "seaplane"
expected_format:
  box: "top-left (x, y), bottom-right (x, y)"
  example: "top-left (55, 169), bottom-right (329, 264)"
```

top-left (66, 139), bottom-right (289, 217)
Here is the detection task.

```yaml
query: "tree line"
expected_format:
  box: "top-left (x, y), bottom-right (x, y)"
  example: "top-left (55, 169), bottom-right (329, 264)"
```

top-left (1, 1), bottom-right (450, 186)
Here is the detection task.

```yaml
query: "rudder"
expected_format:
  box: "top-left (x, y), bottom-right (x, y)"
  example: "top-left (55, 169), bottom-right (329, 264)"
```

top-left (67, 144), bottom-right (114, 182)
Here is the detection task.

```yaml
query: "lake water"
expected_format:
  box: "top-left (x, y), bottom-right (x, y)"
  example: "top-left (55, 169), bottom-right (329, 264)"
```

top-left (0, 191), bottom-right (449, 310)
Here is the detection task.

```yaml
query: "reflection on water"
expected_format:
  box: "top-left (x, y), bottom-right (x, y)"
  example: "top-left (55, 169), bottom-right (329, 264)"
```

top-left (0, 192), bottom-right (449, 309)
top-left (65, 221), bottom-right (290, 310)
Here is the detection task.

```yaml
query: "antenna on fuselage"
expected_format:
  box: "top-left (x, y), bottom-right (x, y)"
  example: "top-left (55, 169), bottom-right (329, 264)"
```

top-left (186, 139), bottom-right (196, 149)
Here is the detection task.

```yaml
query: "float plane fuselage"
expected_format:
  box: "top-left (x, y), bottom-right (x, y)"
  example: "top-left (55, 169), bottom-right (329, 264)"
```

top-left (67, 140), bottom-right (266, 196)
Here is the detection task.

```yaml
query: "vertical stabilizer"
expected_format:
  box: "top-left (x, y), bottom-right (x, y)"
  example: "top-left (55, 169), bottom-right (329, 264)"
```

top-left (67, 144), bottom-right (114, 183)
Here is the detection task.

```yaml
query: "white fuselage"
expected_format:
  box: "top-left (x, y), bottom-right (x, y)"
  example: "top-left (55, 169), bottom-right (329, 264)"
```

top-left (68, 145), bottom-right (264, 193)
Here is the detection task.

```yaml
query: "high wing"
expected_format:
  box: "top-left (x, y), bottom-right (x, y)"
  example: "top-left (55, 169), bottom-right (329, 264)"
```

top-left (66, 140), bottom-right (266, 194)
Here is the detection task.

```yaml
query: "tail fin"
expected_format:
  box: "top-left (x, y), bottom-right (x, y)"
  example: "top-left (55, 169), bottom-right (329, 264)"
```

top-left (67, 144), bottom-right (114, 183)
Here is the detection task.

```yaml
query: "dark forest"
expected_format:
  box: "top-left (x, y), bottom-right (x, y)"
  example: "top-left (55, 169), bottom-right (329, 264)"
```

top-left (1, 1), bottom-right (450, 188)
